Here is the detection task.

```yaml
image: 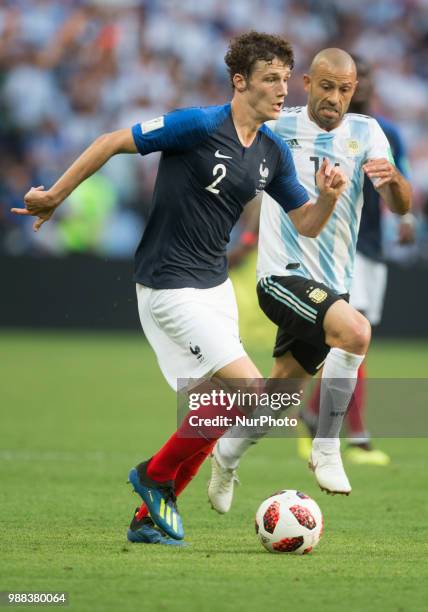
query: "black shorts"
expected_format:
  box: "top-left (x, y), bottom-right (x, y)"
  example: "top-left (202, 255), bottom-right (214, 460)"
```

top-left (257, 275), bottom-right (348, 375)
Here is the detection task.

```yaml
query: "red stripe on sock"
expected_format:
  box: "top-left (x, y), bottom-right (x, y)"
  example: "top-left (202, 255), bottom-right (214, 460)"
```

top-left (308, 380), bottom-right (321, 415)
top-left (135, 504), bottom-right (149, 520)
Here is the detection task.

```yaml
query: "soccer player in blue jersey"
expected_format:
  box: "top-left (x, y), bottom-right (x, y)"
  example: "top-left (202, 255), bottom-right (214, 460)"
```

top-left (209, 48), bottom-right (412, 512)
top-left (301, 56), bottom-right (414, 465)
top-left (12, 32), bottom-right (348, 544)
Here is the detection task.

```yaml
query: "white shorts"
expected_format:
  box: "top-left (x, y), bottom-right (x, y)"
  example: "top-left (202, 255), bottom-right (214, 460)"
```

top-left (136, 279), bottom-right (247, 390)
top-left (350, 252), bottom-right (388, 326)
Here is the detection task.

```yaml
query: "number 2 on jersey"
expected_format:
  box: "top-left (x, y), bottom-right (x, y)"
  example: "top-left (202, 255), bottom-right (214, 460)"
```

top-left (205, 164), bottom-right (226, 194)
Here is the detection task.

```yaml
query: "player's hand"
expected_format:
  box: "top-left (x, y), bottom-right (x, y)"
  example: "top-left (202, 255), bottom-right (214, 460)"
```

top-left (11, 186), bottom-right (58, 232)
top-left (362, 158), bottom-right (397, 189)
top-left (316, 158), bottom-right (347, 199)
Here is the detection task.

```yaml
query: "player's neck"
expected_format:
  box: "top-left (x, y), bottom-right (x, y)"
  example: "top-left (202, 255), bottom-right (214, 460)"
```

top-left (306, 105), bottom-right (343, 132)
top-left (230, 99), bottom-right (261, 148)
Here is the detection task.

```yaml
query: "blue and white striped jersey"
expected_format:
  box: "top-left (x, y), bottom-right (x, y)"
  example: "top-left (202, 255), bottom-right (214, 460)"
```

top-left (257, 105), bottom-right (392, 294)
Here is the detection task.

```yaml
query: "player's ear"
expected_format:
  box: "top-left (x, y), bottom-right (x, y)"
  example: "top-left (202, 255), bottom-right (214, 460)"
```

top-left (233, 72), bottom-right (247, 92)
top-left (303, 74), bottom-right (311, 93)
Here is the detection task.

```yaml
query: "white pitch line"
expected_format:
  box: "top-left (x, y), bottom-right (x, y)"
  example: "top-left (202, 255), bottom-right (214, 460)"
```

top-left (0, 449), bottom-right (133, 463)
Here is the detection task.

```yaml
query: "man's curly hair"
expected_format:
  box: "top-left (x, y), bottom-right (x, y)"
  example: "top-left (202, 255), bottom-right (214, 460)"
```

top-left (225, 31), bottom-right (294, 87)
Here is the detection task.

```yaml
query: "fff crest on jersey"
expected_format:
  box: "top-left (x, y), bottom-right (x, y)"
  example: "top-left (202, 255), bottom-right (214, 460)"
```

top-left (257, 159), bottom-right (269, 191)
top-left (346, 139), bottom-right (360, 156)
top-left (259, 160), bottom-right (269, 180)
top-left (308, 288), bottom-right (327, 304)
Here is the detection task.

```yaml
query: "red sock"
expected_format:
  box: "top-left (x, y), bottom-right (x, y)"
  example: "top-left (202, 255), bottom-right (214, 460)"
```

top-left (308, 380), bottom-right (321, 416)
top-left (136, 441), bottom-right (216, 520)
top-left (147, 399), bottom-right (244, 482)
top-left (346, 362), bottom-right (367, 435)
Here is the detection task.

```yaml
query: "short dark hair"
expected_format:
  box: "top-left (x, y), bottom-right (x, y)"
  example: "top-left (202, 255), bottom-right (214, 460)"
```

top-left (225, 31), bottom-right (294, 86)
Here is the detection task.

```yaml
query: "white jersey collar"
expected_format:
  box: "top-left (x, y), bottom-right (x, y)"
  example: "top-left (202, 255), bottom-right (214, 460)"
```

top-left (302, 104), bottom-right (347, 135)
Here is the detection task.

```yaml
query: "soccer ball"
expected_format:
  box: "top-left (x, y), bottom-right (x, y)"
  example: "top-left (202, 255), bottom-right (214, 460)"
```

top-left (255, 490), bottom-right (323, 554)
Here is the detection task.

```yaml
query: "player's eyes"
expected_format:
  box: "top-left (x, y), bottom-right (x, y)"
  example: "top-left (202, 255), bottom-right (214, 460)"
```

top-left (264, 75), bottom-right (289, 84)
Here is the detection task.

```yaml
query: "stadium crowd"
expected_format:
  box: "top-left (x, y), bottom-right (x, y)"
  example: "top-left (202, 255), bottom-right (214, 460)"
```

top-left (1, 0), bottom-right (428, 259)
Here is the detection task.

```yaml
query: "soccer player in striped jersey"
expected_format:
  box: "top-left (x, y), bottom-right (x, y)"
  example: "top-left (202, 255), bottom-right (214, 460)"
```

top-left (209, 48), bottom-right (411, 511)
top-left (300, 57), bottom-right (414, 466)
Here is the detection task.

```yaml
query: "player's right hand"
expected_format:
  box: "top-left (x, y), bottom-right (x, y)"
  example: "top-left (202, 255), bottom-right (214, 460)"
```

top-left (11, 185), bottom-right (58, 232)
top-left (316, 158), bottom-right (347, 200)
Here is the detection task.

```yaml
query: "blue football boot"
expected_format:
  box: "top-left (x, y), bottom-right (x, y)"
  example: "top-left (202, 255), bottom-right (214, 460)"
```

top-left (127, 509), bottom-right (186, 546)
top-left (128, 460), bottom-right (184, 540)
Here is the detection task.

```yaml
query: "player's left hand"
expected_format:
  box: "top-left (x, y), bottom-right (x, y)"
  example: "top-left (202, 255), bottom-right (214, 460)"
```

top-left (363, 158), bottom-right (397, 189)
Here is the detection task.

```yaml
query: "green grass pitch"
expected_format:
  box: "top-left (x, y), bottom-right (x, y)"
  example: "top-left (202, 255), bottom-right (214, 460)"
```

top-left (1, 332), bottom-right (427, 612)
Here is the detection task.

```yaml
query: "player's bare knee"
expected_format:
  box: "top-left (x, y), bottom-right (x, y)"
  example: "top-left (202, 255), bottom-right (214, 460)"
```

top-left (344, 318), bottom-right (371, 354)
top-left (348, 319), bottom-right (370, 353)
top-left (327, 313), bottom-right (371, 354)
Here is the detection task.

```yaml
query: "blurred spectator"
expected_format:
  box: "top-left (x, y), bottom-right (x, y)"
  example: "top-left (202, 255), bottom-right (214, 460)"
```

top-left (1, 0), bottom-right (427, 259)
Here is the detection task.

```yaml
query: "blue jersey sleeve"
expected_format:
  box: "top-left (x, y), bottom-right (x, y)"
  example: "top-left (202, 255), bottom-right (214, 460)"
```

top-left (263, 128), bottom-right (309, 212)
top-left (377, 117), bottom-right (410, 178)
top-left (389, 126), bottom-right (410, 178)
top-left (132, 104), bottom-right (230, 156)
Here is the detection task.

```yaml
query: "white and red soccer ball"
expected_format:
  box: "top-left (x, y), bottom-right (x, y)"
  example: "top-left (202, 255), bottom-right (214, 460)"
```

top-left (255, 490), bottom-right (323, 554)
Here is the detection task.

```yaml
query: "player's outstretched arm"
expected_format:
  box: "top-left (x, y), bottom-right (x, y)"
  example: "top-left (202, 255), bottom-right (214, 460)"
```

top-left (362, 159), bottom-right (411, 215)
top-left (11, 128), bottom-right (137, 231)
top-left (288, 159), bottom-right (347, 238)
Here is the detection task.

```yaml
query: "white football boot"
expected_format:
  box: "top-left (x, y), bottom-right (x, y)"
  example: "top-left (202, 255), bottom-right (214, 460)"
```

top-left (208, 445), bottom-right (240, 514)
top-left (309, 439), bottom-right (352, 495)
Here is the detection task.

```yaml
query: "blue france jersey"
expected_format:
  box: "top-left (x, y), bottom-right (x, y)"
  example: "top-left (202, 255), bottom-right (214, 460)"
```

top-left (132, 103), bottom-right (308, 289)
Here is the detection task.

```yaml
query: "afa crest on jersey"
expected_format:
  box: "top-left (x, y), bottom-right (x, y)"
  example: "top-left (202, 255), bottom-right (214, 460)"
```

top-left (346, 138), bottom-right (361, 156)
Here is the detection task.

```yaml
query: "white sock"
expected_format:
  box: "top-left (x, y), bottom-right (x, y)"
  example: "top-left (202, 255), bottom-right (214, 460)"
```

top-left (315, 348), bottom-right (365, 444)
top-left (313, 437), bottom-right (340, 450)
top-left (216, 389), bottom-right (288, 468)
top-left (216, 436), bottom-right (257, 469)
